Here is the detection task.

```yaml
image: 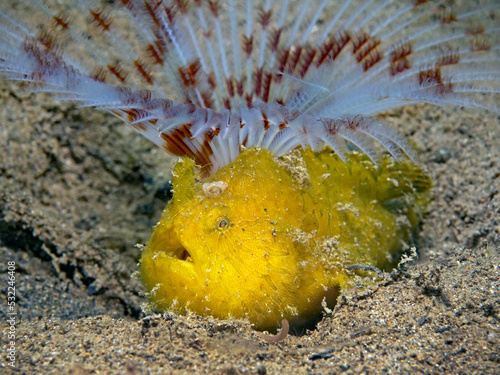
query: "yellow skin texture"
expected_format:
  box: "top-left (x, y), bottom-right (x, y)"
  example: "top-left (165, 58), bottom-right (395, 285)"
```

top-left (140, 147), bottom-right (431, 330)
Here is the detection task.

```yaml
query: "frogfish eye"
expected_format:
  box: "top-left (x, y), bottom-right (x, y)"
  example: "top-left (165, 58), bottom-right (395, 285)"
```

top-left (217, 216), bottom-right (230, 229)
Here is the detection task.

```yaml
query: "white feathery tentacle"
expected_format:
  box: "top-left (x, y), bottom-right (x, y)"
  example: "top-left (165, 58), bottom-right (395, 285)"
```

top-left (229, 0), bottom-right (242, 83)
top-left (300, 0), bottom-right (329, 45)
top-left (244, 0), bottom-right (254, 98)
top-left (317, 0), bottom-right (352, 43)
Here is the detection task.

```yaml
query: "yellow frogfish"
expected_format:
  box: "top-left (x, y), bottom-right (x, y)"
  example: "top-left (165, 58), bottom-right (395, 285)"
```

top-left (140, 147), bottom-right (430, 330)
top-left (1, 0), bottom-right (495, 332)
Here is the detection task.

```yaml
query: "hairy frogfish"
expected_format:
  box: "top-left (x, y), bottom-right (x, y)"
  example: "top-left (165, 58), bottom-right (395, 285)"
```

top-left (0, 0), bottom-right (498, 330)
top-left (142, 148), bottom-right (431, 329)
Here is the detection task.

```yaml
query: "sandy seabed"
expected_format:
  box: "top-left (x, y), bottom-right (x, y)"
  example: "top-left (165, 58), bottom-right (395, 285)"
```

top-left (3, 0), bottom-right (500, 361)
top-left (0, 76), bottom-right (499, 374)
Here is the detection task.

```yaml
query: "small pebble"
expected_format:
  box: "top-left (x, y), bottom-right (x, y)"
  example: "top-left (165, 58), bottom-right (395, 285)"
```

top-left (434, 147), bottom-right (451, 163)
